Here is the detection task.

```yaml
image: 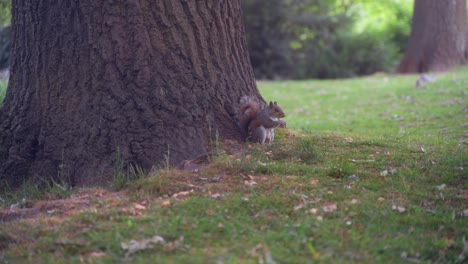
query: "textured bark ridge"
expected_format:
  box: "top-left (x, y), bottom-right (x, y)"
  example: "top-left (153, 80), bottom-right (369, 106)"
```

top-left (0, 0), bottom-right (259, 187)
top-left (397, 0), bottom-right (467, 73)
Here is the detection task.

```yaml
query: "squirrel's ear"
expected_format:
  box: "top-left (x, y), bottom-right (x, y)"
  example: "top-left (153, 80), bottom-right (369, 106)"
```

top-left (274, 101), bottom-right (278, 105)
top-left (269, 101), bottom-right (273, 107)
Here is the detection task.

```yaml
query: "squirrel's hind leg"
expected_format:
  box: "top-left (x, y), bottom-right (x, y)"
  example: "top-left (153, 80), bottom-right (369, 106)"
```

top-left (251, 126), bottom-right (267, 144)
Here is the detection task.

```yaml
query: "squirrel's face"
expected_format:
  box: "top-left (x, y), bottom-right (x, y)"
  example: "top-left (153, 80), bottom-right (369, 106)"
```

top-left (268, 101), bottom-right (285, 118)
top-left (272, 106), bottom-right (285, 118)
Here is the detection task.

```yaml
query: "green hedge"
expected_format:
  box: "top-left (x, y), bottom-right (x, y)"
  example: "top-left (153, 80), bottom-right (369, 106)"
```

top-left (242, 0), bottom-right (412, 79)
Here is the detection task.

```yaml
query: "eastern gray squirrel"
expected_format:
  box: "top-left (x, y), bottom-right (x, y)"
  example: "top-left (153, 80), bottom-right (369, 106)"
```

top-left (239, 96), bottom-right (286, 144)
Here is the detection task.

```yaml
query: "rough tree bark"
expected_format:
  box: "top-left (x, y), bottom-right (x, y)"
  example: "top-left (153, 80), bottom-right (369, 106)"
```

top-left (396, 0), bottom-right (468, 73)
top-left (0, 0), bottom-right (260, 187)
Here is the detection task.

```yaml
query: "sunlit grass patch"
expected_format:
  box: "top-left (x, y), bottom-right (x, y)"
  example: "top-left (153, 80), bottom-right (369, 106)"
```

top-left (260, 68), bottom-right (467, 142)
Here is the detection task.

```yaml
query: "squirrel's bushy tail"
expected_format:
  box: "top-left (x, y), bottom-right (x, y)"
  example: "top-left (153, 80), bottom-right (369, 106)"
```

top-left (239, 96), bottom-right (261, 133)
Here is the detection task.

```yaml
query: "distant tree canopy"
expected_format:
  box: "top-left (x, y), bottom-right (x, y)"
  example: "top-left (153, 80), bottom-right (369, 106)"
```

top-left (241, 0), bottom-right (413, 79)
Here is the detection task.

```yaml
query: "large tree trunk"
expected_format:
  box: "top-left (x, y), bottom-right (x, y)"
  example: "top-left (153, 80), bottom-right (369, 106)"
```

top-left (396, 0), bottom-right (468, 73)
top-left (0, 0), bottom-right (259, 187)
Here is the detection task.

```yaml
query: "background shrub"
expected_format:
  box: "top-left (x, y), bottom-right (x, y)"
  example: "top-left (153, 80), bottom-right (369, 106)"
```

top-left (242, 0), bottom-right (293, 79)
top-left (0, 0), bottom-right (10, 27)
top-left (241, 0), bottom-right (412, 79)
top-left (0, 0), bottom-right (11, 69)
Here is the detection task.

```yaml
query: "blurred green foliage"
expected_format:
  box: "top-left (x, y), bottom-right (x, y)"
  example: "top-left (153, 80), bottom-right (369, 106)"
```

top-left (0, 0), bottom-right (11, 69)
top-left (242, 0), bottom-right (413, 79)
top-left (0, 0), bottom-right (11, 27)
top-left (351, 0), bottom-right (413, 53)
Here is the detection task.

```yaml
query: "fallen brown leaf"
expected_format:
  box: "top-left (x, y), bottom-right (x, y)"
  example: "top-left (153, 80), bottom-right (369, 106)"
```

top-left (205, 209), bottom-right (214, 216)
top-left (88, 251), bottom-right (106, 258)
top-left (160, 200), bottom-right (171, 207)
top-left (133, 203), bottom-right (147, 211)
top-left (172, 190), bottom-right (194, 199)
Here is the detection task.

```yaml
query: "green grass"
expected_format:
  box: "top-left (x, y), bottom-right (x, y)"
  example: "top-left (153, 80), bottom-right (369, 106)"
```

top-left (263, 70), bottom-right (466, 141)
top-left (0, 68), bottom-right (467, 263)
